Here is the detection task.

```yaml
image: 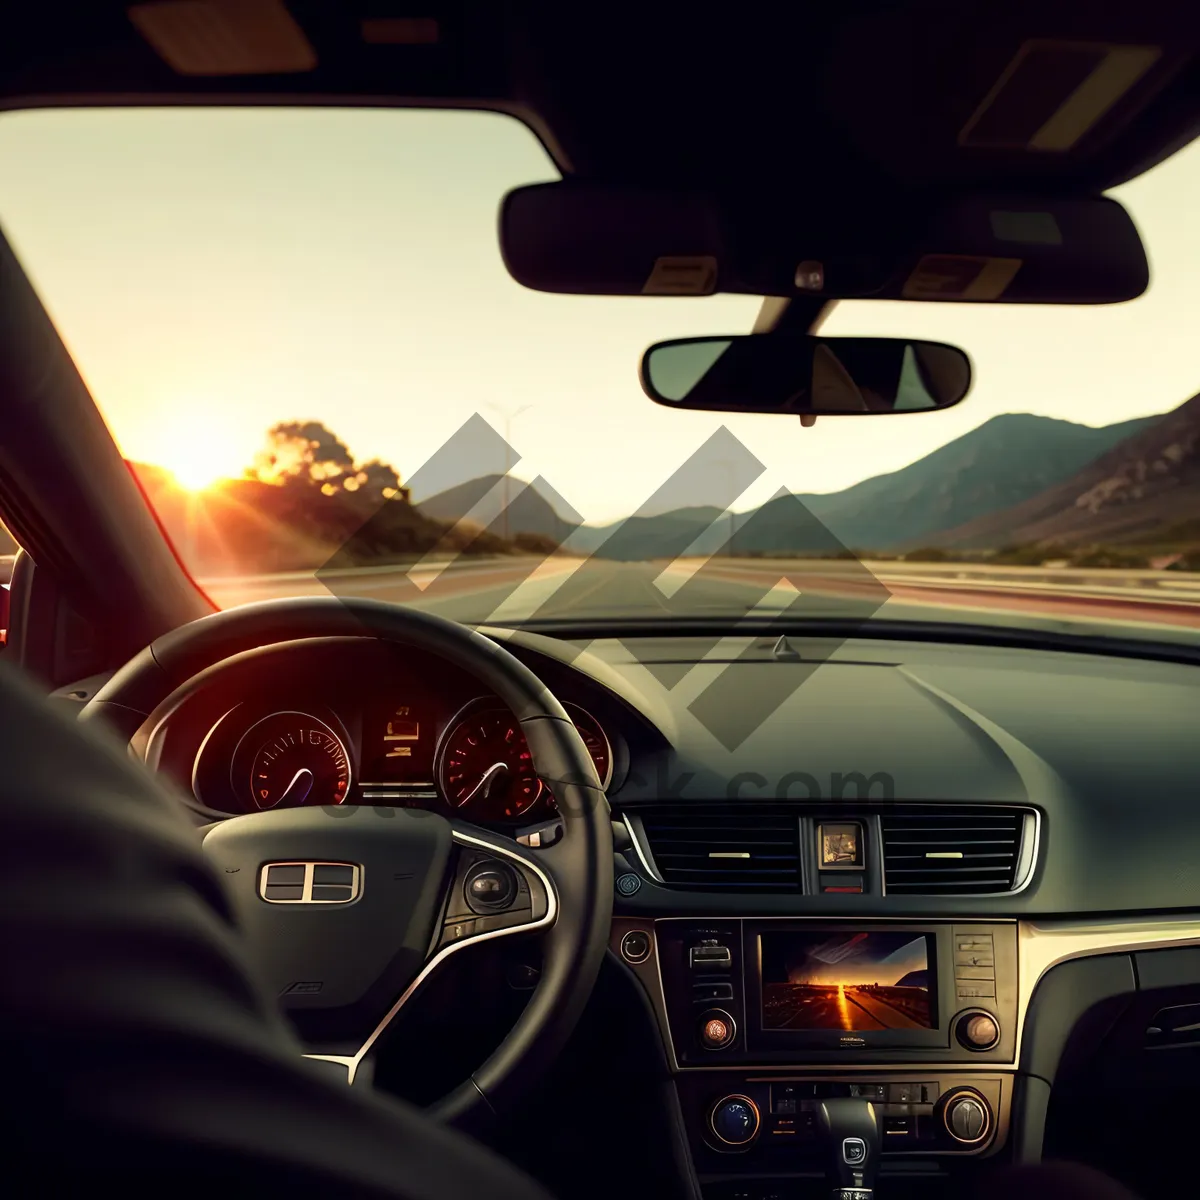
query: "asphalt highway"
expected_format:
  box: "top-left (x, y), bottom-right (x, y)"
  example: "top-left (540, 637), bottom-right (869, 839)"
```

top-left (200, 556), bottom-right (1200, 640)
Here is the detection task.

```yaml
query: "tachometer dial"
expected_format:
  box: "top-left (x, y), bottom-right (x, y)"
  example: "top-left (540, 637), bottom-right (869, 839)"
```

top-left (438, 707), bottom-right (543, 820)
top-left (233, 711), bottom-right (351, 810)
top-left (436, 701), bottom-right (613, 820)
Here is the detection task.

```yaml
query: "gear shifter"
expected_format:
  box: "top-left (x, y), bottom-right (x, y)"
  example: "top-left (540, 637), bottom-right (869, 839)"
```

top-left (817, 1098), bottom-right (880, 1200)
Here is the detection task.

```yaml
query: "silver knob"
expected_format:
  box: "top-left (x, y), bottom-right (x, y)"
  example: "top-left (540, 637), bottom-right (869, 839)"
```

top-left (944, 1091), bottom-right (992, 1145)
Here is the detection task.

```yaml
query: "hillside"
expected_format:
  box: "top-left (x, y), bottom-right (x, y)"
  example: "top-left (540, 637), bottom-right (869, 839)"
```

top-left (931, 392), bottom-right (1200, 549)
top-left (804, 412), bottom-right (1157, 552)
top-left (416, 473), bottom-right (580, 545)
top-left (131, 463), bottom-right (510, 575)
top-left (415, 412), bottom-right (1161, 558)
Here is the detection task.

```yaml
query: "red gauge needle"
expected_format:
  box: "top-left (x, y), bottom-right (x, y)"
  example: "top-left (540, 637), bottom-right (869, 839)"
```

top-left (276, 767), bottom-right (314, 806)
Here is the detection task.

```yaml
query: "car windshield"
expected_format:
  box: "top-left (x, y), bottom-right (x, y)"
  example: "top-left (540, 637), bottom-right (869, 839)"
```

top-left (1, 107), bottom-right (1197, 645)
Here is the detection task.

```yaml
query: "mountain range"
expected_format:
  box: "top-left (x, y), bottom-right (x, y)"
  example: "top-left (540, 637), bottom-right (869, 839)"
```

top-left (414, 399), bottom-right (1200, 556)
top-left (927, 392), bottom-right (1200, 550)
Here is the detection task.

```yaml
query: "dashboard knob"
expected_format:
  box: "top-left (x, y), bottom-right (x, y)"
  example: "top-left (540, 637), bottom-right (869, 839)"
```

top-left (464, 860), bottom-right (518, 913)
top-left (708, 1094), bottom-right (761, 1147)
top-left (943, 1091), bottom-right (992, 1145)
top-left (955, 1010), bottom-right (1000, 1051)
top-left (698, 1008), bottom-right (736, 1050)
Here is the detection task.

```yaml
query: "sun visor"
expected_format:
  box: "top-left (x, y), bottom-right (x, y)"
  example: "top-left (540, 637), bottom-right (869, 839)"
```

top-left (500, 182), bottom-right (1148, 305)
top-left (899, 195), bottom-right (1149, 304)
top-left (500, 182), bottom-right (724, 296)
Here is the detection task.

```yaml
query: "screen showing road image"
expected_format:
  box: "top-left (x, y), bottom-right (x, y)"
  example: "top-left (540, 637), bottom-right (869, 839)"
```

top-left (760, 931), bottom-right (934, 1031)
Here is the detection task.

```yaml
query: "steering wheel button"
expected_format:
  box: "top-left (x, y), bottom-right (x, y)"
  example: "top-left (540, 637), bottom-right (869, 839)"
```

top-left (615, 872), bottom-right (641, 896)
top-left (620, 929), bottom-right (652, 964)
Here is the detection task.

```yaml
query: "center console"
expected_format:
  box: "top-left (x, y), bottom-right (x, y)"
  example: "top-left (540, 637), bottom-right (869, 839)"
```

top-left (613, 918), bottom-right (1019, 1197)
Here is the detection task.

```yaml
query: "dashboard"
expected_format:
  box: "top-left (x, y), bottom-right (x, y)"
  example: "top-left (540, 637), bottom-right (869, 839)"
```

top-left (168, 638), bottom-right (630, 823)
top-left (136, 624), bottom-right (1200, 1196)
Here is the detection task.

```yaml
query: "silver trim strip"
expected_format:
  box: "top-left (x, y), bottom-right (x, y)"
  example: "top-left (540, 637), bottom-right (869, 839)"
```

top-left (623, 813), bottom-right (665, 883)
top-left (303, 829), bottom-right (558, 1084)
top-left (1016, 916), bottom-right (1200, 1056)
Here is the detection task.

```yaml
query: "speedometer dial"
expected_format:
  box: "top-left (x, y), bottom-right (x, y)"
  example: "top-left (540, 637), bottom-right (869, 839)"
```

top-left (232, 711), bottom-right (351, 810)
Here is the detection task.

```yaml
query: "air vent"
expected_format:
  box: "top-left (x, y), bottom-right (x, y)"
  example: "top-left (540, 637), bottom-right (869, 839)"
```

top-left (631, 804), bottom-right (801, 891)
top-left (881, 806), bottom-right (1033, 895)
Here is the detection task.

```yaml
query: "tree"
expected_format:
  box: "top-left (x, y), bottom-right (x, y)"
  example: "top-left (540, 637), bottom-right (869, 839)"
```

top-left (252, 421), bottom-right (355, 490)
top-left (250, 422), bottom-right (403, 501)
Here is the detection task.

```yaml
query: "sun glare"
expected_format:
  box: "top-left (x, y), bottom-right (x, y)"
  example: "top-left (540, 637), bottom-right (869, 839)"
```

top-left (170, 458), bottom-right (225, 492)
top-left (147, 412), bottom-right (250, 494)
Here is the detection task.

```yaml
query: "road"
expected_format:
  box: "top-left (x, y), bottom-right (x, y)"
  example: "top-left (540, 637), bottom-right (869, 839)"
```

top-left (200, 555), bottom-right (1200, 640)
top-left (762, 983), bottom-right (929, 1031)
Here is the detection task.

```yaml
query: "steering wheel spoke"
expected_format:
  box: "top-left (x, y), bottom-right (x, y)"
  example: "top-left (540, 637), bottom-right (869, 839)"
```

top-left (92, 596), bottom-right (612, 1127)
top-left (436, 824), bottom-right (555, 953)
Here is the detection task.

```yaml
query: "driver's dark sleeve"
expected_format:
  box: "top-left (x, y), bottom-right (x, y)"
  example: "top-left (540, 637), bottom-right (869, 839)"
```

top-left (0, 661), bottom-right (554, 1200)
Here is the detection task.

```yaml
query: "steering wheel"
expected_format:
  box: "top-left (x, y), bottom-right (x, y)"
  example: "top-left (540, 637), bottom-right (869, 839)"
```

top-left (82, 597), bottom-right (614, 1129)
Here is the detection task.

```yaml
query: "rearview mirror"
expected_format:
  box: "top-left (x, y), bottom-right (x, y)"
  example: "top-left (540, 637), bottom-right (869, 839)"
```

top-left (640, 335), bottom-right (971, 416)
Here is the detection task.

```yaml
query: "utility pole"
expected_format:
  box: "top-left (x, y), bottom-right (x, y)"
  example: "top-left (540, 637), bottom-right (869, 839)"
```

top-left (485, 403), bottom-right (533, 542)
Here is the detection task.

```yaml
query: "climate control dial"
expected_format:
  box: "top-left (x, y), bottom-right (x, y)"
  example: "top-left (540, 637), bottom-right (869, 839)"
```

top-left (708, 1094), bottom-right (761, 1148)
top-left (943, 1090), bottom-right (992, 1145)
top-left (955, 1009), bottom-right (1001, 1051)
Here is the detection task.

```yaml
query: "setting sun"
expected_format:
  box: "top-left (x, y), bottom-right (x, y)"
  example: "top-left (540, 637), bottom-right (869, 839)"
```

top-left (142, 410), bottom-right (253, 494)
top-left (169, 458), bottom-right (225, 492)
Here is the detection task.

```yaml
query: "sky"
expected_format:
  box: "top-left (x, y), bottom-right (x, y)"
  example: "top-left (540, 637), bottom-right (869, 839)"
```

top-left (776, 934), bottom-right (928, 988)
top-left (0, 107), bottom-right (1198, 524)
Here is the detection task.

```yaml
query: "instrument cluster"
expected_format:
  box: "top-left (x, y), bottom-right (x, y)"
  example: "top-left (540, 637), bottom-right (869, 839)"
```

top-left (188, 646), bottom-right (621, 824)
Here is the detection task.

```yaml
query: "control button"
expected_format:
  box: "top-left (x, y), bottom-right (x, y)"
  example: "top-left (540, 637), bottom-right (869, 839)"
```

top-left (884, 1115), bottom-right (914, 1141)
top-left (619, 929), bottom-right (652, 964)
top-left (475, 909), bottom-right (530, 934)
top-left (842, 1136), bottom-right (867, 1165)
top-left (921, 1082), bottom-right (940, 1104)
top-left (820, 873), bottom-right (864, 893)
top-left (956, 983), bottom-right (996, 999)
top-left (955, 965), bottom-right (995, 980)
top-left (956, 1010), bottom-right (1001, 1051)
top-left (954, 950), bottom-right (995, 967)
top-left (771, 1083), bottom-right (812, 1114)
top-left (708, 1094), bottom-right (761, 1147)
top-left (615, 872), bottom-right (641, 896)
top-left (693, 982), bottom-right (734, 1001)
top-left (943, 1091), bottom-right (992, 1145)
top-left (464, 860), bottom-right (518, 913)
top-left (444, 918), bottom-right (476, 941)
top-left (848, 1083), bottom-right (885, 1100)
top-left (888, 1082), bottom-right (920, 1104)
top-left (699, 1008), bottom-right (736, 1050)
top-left (689, 940), bottom-right (733, 969)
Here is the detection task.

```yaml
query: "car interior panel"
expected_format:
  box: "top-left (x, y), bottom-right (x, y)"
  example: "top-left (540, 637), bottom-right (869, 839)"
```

top-left (2, 4), bottom-right (1200, 1200)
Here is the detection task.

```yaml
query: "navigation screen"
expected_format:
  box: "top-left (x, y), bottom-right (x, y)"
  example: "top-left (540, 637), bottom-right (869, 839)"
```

top-left (760, 931), bottom-right (934, 1031)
